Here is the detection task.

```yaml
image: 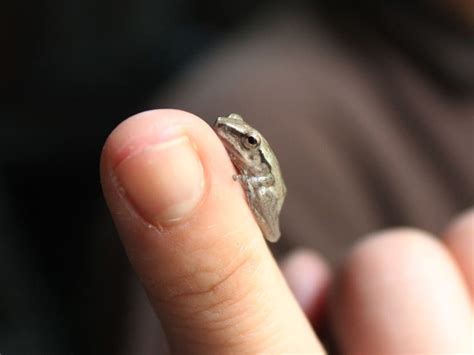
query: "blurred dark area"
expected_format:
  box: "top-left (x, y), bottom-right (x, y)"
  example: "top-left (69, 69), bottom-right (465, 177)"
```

top-left (1, 0), bottom-right (472, 353)
top-left (1, 1), bottom-right (267, 353)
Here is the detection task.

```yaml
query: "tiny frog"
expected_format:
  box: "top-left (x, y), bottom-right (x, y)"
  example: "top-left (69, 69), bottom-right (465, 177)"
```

top-left (213, 113), bottom-right (287, 242)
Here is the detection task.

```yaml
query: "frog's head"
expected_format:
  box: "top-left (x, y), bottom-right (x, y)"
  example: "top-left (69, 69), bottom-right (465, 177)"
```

top-left (214, 113), bottom-right (263, 167)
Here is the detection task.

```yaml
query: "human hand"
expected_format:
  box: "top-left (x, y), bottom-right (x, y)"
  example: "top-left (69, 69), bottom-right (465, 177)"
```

top-left (101, 109), bottom-right (473, 354)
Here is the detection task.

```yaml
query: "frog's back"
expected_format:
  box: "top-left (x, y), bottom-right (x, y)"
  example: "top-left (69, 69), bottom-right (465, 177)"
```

top-left (257, 140), bottom-right (287, 242)
top-left (263, 139), bottom-right (287, 207)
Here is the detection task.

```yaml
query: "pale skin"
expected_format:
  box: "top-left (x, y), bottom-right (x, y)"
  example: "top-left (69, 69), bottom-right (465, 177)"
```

top-left (101, 109), bottom-right (473, 354)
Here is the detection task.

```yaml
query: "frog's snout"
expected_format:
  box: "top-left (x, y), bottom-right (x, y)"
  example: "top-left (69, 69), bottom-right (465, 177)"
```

top-left (214, 116), bottom-right (225, 128)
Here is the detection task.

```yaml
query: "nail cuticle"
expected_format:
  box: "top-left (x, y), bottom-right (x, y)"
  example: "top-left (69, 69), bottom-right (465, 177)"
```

top-left (112, 132), bottom-right (206, 228)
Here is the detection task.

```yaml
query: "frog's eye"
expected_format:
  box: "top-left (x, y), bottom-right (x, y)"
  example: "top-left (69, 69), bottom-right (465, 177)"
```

top-left (243, 133), bottom-right (261, 149)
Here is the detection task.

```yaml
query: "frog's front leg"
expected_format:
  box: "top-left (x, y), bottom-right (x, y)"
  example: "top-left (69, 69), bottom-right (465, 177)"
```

top-left (233, 174), bottom-right (274, 188)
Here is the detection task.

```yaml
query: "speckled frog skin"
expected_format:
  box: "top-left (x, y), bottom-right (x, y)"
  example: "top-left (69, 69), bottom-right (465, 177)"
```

top-left (213, 113), bottom-right (287, 242)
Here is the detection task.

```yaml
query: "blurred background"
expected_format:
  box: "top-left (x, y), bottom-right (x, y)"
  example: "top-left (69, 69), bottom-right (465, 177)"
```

top-left (1, 0), bottom-right (472, 353)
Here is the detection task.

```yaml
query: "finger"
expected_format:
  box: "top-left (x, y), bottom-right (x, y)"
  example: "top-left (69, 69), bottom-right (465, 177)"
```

top-left (280, 248), bottom-right (331, 324)
top-left (443, 209), bottom-right (474, 299)
top-left (100, 109), bottom-right (324, 354)
top-left (330, 229), bottom-right (473, 354)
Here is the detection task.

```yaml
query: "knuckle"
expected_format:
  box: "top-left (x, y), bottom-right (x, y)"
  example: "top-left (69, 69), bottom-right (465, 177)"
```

top-left (154, 243), bottom-right (261, 322)
top-left (342, 227), bottom-right (442, 278)
top-left (354, 227), bottom-right (436, 257)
